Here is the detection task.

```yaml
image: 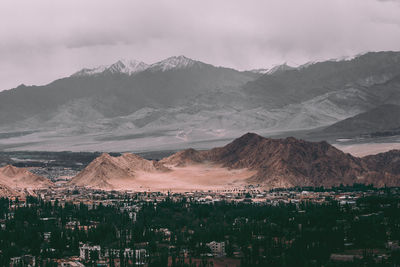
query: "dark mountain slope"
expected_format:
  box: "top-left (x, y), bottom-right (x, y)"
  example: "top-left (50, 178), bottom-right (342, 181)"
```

top-left (244, 51), bottom-right (400, 107)
top-left (363, 150), bottom-right (400, 175)
top-left (321, 104), bottom-right (400, 136)
top-left (0, 57), bottom-right (256, 124)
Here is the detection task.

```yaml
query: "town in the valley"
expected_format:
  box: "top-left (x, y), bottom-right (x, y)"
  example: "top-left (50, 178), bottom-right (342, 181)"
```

top-left (2, 137), bottom-right (400, 267)
top-left (2, 184), bottom-right (400, 267)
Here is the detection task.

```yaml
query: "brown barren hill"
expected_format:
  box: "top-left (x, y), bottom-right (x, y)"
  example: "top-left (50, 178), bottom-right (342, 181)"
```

top-left (363, 150), bottom-right (400, 175)
top-left (71, 150), bottom-right (254, 192)
top-left (71, 133), bottom-right (400, 191)
top-left (0, 164), bottom-right (53, 190)
top-left (361, 150), bottom-right (400, 187)
top-left (160, 148), bottom-right (206, 167)
top-left (202, 133), bottom-right (369, 188)
top-left (69, 153), bottom-right (170, 190)
top-left (164, 133), bottom-right (400, 188)
top-left (0, 184), bottom-right (20, 198)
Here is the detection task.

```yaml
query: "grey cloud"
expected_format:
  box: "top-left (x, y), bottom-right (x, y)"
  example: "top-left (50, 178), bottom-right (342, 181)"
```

top-left (0, 0), bottom-right (400, 90)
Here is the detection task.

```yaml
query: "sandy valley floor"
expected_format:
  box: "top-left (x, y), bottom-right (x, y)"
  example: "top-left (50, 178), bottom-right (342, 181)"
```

top-left (97, 164), bottom-right (257, 192)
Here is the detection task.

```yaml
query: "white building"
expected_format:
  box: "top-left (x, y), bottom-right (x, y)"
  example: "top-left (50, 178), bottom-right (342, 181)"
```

top-left (206, 241), bottom-right (226, 257)
top-left (9, 257), bottom-right (22, 267)
top-left (10, 255), bottom-right (36, 267)
top-left (60, 261), bottom-right (85, 267)
top-left (135, 249), bottom-right (148, 266)
top-left (79, 243), bottom-right (101, 261)
top-left (124, 248), bottom-right (134, 259)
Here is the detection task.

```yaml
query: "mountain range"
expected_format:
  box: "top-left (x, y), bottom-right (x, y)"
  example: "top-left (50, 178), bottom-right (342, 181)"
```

top-left (1, 133), bottom-right (400, 195)
top-left (0, 52), bottom-right (399, 152)
top-left (69, 133), bottom-right (400, 191)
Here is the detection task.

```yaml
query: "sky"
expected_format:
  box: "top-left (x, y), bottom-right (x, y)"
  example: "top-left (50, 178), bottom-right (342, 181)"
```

top-left (1, 0), bottom-right (400, 90)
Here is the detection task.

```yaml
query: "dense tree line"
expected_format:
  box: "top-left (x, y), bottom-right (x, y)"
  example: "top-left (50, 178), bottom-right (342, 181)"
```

top-left (0, 193), bottom-right (400, 266)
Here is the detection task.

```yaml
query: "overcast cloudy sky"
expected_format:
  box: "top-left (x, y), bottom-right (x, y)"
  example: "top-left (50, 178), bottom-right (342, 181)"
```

top-left (1, 0), bottom-right (400, 90)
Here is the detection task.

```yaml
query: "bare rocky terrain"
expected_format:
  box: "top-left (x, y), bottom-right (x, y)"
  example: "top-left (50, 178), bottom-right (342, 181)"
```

top-left (2, 132), bottom-right (400, 195)
top-left (0, 164), bottom-right (53, 196)
top-left (69, 133), bottom-right (400, 191)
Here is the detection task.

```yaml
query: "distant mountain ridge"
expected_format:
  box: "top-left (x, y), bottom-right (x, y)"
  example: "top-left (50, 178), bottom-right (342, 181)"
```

top-left (249, 63), bottom-right (295, 75)
top-left (71, 55), bottom-right (205, 77)
top-left (320, 104), bottom-right (400, 137)
top-left (244, 51), bottom-right (400, 108)
top-left (0, 55), bottom-right (256, 124)
top-left (0, 51), bottom-right (400, 152)
top-left (72, 59), bottom-right (149, 77)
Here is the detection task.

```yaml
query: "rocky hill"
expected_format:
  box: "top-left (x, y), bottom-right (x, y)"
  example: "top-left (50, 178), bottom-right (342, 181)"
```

top-left (160, 148), bottom-right (206, 167)
top-left (69, 153), bottom-right (170, 189)
top-left (164, 133), bottom-right (369, 188)
top-left (0, 165), bottom-right (53, 193)
top-left (363, 150), bottom-right (400, 176)
top-left (72, 133), bottom-right (400, 190)
top-left (0, 184), bottom-right (19, 198)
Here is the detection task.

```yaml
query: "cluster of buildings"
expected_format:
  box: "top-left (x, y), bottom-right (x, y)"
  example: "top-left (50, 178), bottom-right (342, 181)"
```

top-left (32, 185), bottom-right (396, 209)
top-left (78, 243), bottom-right (147, 266)
top-left (3, 186), bottom-right (400, 266)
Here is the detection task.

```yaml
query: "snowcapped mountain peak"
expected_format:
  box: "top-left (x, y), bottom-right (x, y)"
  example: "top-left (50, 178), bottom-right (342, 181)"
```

top-left (72, 65), bottom-right (108, 77)
top-left (328, 52), bottom-right (367, 63)
top-left (297, 53), bottom-right (368, 70)
top-left (72, 55), bottom-right (206, 77)
top-left (107, 59), bottom-right (149, 75)
top-left (72, 59), bottom-right (149, 77)
top-left (249, 63), bottom-right (295, 75)
top-left (149, 55), bottom-right (199, 71)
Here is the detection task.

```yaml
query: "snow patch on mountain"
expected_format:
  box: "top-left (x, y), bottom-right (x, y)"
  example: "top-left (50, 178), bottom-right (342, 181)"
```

top-left (250, 64), bottom-right (295, 75)
top-left (298, 52), bottom-right (369, 70)
top-left (149, 55), bottom-right (199, 72)
top-left (72, 65), bottom-right (108, 77)
top-left (72, 56), bottom-right (205, 76)
top-left (72, 59), bottom-right (149, 77)
top-left (328, 52), bottom-right (367, 62)
top-left (249, 69), bottom-right (269, 74)
top-left (107, 59), bottom-right (149, 75)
